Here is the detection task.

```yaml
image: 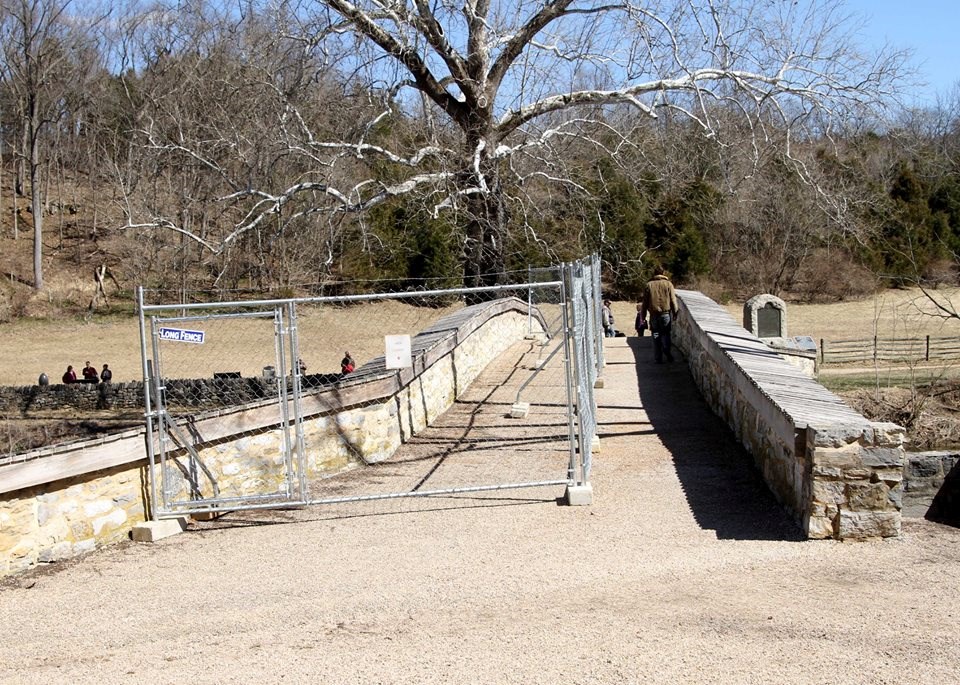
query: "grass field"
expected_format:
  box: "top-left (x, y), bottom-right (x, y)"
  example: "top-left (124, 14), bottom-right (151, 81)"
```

top-left (721, 288), bottom-right (960, 341)
top-left (609, 286), bottom-right (959, 343)
top-left (0, 300), bottom-right (463, 387)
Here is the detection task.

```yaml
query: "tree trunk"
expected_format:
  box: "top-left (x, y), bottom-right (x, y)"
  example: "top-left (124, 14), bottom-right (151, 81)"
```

top-left (16, 126), bottom-right (26, 197)
top-left (12, 177), bottom-right (19, 241)
top-left (30, 117), bottom-right (43, 290)
top-left (462, 152), bottom-right (508, 301)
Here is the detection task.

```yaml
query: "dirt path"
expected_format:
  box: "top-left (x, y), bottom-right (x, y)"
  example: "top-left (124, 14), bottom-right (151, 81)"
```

top-left (0, 337), bottom-right (957, 684)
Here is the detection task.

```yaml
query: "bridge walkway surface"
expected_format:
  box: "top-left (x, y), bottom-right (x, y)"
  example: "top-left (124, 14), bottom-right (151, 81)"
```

top-left (0, 337), bottom-right (958, 683)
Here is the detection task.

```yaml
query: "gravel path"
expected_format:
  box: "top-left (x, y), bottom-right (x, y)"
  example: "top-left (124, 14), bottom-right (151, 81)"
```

top-left (1, 337), bottom-right (957, 684)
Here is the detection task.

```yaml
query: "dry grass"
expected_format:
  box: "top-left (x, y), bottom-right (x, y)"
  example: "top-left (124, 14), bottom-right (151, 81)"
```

top-left (608, 287), bottom-right (960, 345)
top-left (842, 381), bottom-right (960, 450)
top-left (0, 299), bottom-right (463, 386)
top-left (721, 287), bottom-right (960, 341)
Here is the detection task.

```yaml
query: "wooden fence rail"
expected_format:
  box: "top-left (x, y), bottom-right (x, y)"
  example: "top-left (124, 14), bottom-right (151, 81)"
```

top-left (820, 335), bottom-right (960, 365)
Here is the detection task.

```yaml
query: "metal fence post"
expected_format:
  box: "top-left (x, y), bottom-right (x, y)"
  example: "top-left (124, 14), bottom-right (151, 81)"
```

top-left (527, 264), bottom-right (533, 335)
top-left (137, 286), bottom-right (159, 520)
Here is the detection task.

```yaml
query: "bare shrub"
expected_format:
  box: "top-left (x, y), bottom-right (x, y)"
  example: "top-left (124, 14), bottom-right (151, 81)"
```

top-left (841, 380), bottom-right (960, 450)
top-left (922, 258), bottom-right (959, 287)
top-left (793, 249), bottom-right (879, 303)
top-left (688, 276), bottom-right (736, 306)
top-left (0, 280), bottom-right (33, 323)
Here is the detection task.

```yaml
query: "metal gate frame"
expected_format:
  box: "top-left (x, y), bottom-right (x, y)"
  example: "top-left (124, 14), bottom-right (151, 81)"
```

top-left (138, 265), bottom-right (600, 519)
top-left (139, 303), bottom-right (309, 517)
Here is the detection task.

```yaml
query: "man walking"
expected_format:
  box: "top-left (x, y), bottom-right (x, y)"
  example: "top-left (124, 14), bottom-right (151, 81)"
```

top-left (640, 265), bottom-right (679, 363)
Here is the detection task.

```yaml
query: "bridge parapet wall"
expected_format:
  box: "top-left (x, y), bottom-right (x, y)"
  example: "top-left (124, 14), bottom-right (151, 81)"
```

top-left (674, 290), bottom-right (905, 540)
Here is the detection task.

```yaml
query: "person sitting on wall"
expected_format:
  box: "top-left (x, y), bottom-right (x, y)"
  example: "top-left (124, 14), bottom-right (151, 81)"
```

top-left (341, 351), bottom-right (355, 374)
top-left (62, 365), bottom-right (77, 384)
top-left (81, 361), bottom-right (99, 383)
top-left (100, 363), bottom-right (113, 383)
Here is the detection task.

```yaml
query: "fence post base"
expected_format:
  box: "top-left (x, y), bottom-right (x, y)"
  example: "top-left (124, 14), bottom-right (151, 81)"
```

top-left (131, 517), bottom-right (187, 542)
top-left (510, 402), bottom-right (530, 418)
top-left (564, 483), bottom-right (593, 506)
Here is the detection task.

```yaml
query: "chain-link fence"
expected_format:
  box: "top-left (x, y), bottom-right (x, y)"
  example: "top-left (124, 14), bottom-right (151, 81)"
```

top-left (138, 259), bottom-right (602, 518)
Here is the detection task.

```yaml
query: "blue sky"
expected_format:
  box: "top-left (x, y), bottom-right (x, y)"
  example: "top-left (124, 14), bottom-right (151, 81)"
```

top-left (846, 0), bottom-right (960, 104)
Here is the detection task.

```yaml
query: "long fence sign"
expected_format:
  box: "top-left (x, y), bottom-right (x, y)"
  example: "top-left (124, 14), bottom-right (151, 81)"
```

top-left (158, 327), bottom-right (206, 344)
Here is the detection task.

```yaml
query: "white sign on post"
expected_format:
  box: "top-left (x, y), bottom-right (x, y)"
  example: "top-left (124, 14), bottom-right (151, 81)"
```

top-left (384, 334), bottom-right (412, 369)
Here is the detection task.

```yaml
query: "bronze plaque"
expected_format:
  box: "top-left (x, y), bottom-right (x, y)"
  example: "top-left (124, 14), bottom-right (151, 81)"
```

top-left (757, 304), bottom-right (781, 338)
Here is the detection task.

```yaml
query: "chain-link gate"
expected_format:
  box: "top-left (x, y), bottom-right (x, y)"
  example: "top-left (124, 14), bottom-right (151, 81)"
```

top-left (138, 260), bottom-right (601, 519)
top-left (141, 304), bottom-right (309, 516)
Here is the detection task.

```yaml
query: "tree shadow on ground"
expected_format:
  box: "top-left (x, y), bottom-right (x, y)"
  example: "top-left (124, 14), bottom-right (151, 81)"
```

top-left (628, 336), bottom-right (804, 542)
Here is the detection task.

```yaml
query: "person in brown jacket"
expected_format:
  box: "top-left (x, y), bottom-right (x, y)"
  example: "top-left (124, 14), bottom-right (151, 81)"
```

top-left (639, 265), bottom-right (679, 363)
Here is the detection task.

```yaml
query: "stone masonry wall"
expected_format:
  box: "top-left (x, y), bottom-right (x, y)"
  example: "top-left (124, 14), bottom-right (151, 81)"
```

top-left (0, 464), bottom-right (148, 575)
top-left (0, 376), bottom-right (346, 413)
top-left (673, 290), bottom-right (905, 540)
top-left (903, 451), bottom-right (960, 520)
top-left (1, 299), bottom-right (542, 576)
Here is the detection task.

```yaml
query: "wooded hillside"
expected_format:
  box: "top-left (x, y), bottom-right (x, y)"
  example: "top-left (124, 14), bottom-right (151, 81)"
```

top-left (1, 0), bottom-right (958, 320)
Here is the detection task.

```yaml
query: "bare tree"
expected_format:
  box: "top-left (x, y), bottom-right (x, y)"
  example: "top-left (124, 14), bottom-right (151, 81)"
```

top-left (124, 0), bottom-right (908, 289)
top-left (0, 0), bottom-right (104, 289)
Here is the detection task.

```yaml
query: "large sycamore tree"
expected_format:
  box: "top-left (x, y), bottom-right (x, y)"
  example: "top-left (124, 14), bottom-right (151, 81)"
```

top-left (127, 0), bottom-right (906, 289)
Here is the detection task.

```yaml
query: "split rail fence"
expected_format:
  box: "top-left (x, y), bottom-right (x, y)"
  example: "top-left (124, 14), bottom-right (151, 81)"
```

top-left (819, 335), bottom-right (960, 365)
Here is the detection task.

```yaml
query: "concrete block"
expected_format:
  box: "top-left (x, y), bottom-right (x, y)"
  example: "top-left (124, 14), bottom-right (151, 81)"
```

top-left (591, 434), bottom-right (601, 454)
top-left (510, 402), bottom-right (530, 419)
top-left (131, 518), bottom-right (187, 543)
top-left (564, 483), bottom-right (593, 506)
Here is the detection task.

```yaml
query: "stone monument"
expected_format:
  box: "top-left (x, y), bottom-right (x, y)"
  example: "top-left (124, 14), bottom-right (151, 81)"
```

top-left (743, 294), bottom-right (786, 339)
top-left (743, 293), bottom-right (818, 377)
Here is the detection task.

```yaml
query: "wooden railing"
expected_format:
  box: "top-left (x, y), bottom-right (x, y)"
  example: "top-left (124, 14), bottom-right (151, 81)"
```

top-left (819, 335), bottom-right (960, 365)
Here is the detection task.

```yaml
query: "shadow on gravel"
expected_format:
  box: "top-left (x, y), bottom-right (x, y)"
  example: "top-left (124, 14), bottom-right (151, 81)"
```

top-left (191, 494), bottom-right (560, 529)
top-left (926, 459), bottom-right (960, 528)
top-left (628, 336), bottom-right (804, 542)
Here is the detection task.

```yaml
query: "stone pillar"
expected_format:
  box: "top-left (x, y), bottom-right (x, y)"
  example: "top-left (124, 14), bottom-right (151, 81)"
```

top-left (805, 422), bottom-right (905, 540)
